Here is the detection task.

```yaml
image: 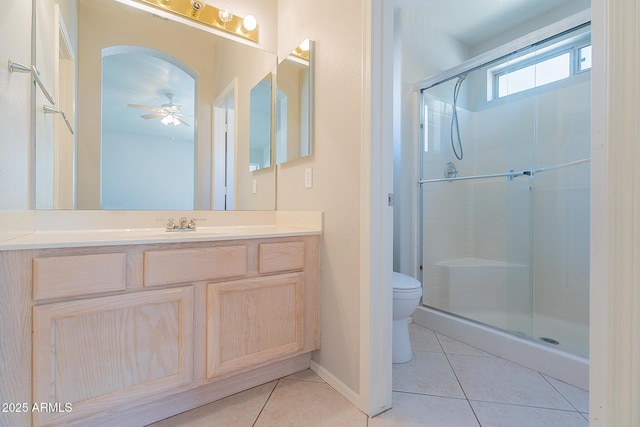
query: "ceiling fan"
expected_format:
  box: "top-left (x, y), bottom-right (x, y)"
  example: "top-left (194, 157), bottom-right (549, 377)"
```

top-left (127, 93), bottom-right (191, 127)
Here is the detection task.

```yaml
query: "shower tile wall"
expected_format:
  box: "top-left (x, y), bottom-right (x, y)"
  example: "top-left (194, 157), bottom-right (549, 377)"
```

top-left (422, 76), bottom-right (590, 356)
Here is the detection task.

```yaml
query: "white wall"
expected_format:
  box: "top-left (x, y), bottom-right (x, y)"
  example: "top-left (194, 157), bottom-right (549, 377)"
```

top-left (0, 0), bottom-right (32, 209)
top-left (101, 131), bottom-right (195, 210)
top-left (277, 0), bottom-right (365, 398)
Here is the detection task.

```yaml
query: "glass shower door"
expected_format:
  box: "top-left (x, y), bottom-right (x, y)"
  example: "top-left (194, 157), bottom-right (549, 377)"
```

top-left (419, 25), bottom-right (590, 357)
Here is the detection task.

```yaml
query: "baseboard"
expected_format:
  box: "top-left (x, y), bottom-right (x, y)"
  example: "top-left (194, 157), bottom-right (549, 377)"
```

top-left (309, 360), bottom-right (363, 411)
top-left (78, 353), bottom-right (312, 427)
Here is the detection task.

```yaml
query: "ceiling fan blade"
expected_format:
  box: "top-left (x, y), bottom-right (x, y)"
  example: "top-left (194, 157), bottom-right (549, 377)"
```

top-left (141, 112), bottom-right (165, 119)
top-left (127, 103), bottom-right (161, 112)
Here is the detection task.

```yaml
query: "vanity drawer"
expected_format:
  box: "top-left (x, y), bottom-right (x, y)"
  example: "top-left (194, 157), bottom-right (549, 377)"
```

top-left (144, 245), bottom-right (247, 286)
top-left (33, 253), bottom-right (127, 300)
top-left (258, 241), bottom-right (305, 274)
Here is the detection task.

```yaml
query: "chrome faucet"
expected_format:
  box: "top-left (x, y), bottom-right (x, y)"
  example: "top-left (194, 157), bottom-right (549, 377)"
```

top-left (158, 217), bottom-right (206, 232)
top-left (178, 216), bottom-right (189, 229)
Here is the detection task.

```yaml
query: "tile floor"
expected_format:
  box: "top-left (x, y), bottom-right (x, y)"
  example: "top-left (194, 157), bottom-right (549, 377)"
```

top-left (148, 323), bottom-right (589, 426)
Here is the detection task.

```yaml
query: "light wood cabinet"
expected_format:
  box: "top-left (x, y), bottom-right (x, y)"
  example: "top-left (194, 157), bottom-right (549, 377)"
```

top-left (32, 287), bottom-right (193, 426)
top-left (258, 241), bottom-right (305, 273)
top-left (207, 273), bottom-right (304, 377)
top-left (143, 245), bottom-right (247, 287)
top-left (32, 252), bottom-right (127, 300)
top-left (0, 234), bottom-right (319, 426)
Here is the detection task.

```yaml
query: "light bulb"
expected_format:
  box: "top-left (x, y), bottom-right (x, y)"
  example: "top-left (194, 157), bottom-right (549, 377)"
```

top-left (218, 7), bottom-right (233, 23)
top-left (189, 0), bottom-right (203, 15)
top-left (161, 115), bottom-right (172, 125)
top-left (298, 38), bottom-right (310, 52)
top-left (242, 14), bottom-right (257, 32)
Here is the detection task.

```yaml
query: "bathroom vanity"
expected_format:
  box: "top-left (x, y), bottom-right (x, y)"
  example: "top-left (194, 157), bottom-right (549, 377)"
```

top-left (0, 214), bottom-right (321, 426)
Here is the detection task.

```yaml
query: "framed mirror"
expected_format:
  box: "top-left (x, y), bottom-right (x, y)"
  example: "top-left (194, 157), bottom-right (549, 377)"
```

top-left (275, 39), bottom-right (313, 165)
top-left (32, 0), bottom-right (276, 210)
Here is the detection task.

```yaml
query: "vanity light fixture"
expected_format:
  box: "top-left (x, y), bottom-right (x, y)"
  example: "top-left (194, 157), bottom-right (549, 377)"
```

top-left (134, 0), bottom-right (259, 43)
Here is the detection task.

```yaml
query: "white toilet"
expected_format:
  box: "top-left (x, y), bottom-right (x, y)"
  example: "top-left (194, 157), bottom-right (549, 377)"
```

top-left (392, 272), bottom-right (422, 364)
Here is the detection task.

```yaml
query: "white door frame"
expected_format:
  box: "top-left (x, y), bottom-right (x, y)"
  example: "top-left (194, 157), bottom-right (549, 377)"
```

top-left (359, 0), bottom-right (394, 416)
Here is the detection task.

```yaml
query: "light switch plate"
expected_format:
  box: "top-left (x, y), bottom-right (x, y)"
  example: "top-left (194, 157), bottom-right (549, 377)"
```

top-left (304, 168), bottom-right (313, 188)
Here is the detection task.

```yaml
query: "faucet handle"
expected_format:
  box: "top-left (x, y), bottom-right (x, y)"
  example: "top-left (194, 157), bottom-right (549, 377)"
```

top-left (156, 217), bottom-right (176, 230)
top-left (188, 218), bottom-right (206, 229)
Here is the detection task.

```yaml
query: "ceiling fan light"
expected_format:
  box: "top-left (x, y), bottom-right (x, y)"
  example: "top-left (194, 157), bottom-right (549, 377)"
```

top-left (161, 115), bottom-right (173, 125)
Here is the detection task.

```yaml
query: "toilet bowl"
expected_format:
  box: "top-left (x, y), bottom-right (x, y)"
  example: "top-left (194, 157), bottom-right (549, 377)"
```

top-left (392, 272), bottom-right (422, 364)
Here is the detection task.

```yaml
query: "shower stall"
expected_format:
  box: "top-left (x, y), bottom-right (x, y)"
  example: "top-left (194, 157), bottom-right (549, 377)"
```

top-left (417, 17), bottom-right (591, 360)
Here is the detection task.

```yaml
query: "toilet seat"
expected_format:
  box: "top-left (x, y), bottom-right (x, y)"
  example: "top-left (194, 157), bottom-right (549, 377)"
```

top-left (392, 272), bottom-right (421, 291)
top-left (392, 272), bottom-right (422, 300)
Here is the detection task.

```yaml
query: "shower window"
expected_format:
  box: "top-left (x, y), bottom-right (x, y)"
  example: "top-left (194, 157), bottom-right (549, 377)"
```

top-left (577, 44), bottom-right (592, 72)
top-left (496, 53), bottom-right (571, 98)
top-left (490, 37), bottom-right (591, 100)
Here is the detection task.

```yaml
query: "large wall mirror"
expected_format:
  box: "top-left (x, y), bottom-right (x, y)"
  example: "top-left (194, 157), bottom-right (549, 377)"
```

top-left (32, 0), bottom-right (276, 211)
top-left (276, 39), bottom-right (313, 165)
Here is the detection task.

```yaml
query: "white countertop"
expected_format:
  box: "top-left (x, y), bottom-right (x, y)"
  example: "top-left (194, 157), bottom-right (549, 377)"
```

top-left (0, 211), bottom-right (323, 250)
top-left (0, 225), bottom-right (321, 250)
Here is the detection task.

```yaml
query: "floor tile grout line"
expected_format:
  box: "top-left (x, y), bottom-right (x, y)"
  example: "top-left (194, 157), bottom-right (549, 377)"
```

top-left (412, 347), bottom-right (496, 358)
top-left (467, 397), bottom-right (588, 414)
top-left (435, 338), bottom-right (583, 415)
top-left (413, 325), bottom-right (590, 391)
top-left (392, 389), bottom-right (472, 402)
top-left (435, 332), bottom-right (483, 427)
top-left (410, 324), bottom-right (589, 417)
top-left (540, 372), bottom-right (586, 413)
top-left (251, 379), bottom-right (280, 427)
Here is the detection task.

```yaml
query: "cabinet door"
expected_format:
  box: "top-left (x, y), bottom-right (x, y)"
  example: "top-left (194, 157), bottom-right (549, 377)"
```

top-left (207, 273), bottom-right (303, 378)
top-left (32, 287), bottom-right (193, 426)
